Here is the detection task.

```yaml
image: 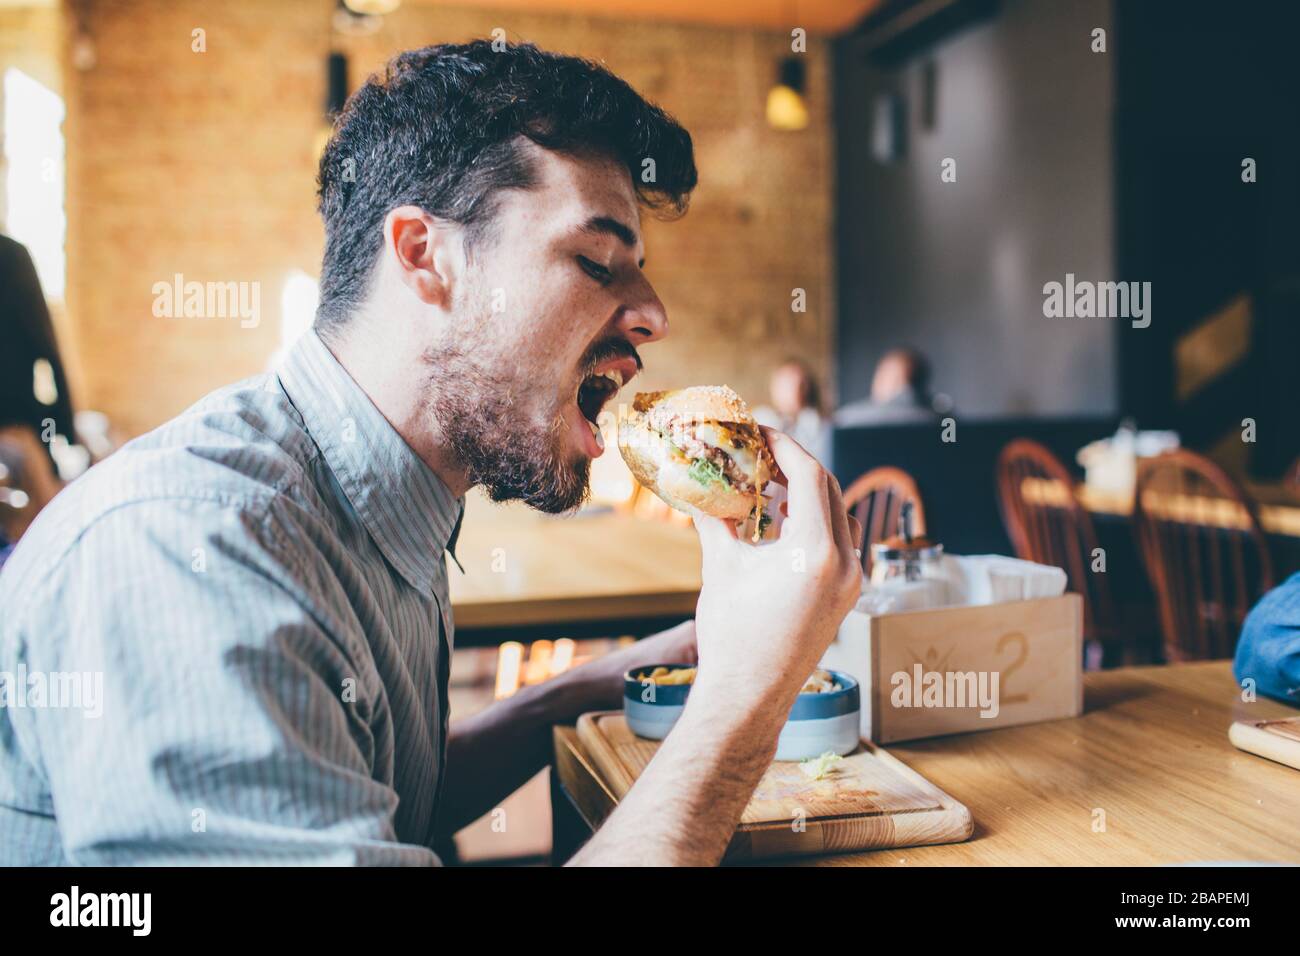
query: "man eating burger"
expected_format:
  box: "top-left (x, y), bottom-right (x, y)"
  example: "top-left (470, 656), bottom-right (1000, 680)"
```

top-left (0, 41), bottom-right (862, 866)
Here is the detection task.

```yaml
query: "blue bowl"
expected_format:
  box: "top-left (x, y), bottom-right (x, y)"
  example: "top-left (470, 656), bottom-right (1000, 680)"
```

top-left (623, 665), bottom-right (694, 741)
top-left (775, 673), bottom-right (861, 761)
top-left (623, 665), bottom-right (861, 761)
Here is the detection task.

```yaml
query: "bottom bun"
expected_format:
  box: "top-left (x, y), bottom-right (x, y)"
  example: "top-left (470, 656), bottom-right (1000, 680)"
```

top-left (619, 423), bottom-right (758, 522)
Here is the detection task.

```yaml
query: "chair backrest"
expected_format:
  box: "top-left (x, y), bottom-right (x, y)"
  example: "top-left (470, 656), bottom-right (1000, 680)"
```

top-left (832, 416), bottom-right (1119, 555)
top-left (842, 466), bottom-right (926, 575)
top-left (995, 438), bottom-right (1115, 641)
top-left (1132, 449), bottom-right (1275, 662)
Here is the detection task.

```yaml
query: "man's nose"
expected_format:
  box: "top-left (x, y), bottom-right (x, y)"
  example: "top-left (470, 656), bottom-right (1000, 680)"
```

top-left (615, 276), bottom-right (669, 345)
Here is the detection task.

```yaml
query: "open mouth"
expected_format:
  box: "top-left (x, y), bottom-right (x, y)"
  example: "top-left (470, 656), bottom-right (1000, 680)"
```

top-left (579, 369), bottom-right (624, 434)
top-left (572, 359), bottom-right (637, 457)
top-left (577, 369), bottom-right (624, 427)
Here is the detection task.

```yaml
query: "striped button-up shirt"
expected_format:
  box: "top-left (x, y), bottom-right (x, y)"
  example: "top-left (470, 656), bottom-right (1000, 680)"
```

top-left (0, 329), bottom-right (464, 865)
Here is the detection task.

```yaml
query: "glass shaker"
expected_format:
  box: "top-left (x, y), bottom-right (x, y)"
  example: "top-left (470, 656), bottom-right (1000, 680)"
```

top-left (868, 502), bottom-right (948, 610)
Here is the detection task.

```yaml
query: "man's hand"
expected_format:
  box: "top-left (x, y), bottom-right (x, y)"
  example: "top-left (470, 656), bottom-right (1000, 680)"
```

top-left (689, 427), bottom-right (863, 719)
top-left (564, 619), bottom-right (697, 712)
top-left (571, 429), bottom-right (863, 865)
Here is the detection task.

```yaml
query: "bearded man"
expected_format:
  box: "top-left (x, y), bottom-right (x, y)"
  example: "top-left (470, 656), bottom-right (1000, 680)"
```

top-left (0, 42), bottom-right (861, 866)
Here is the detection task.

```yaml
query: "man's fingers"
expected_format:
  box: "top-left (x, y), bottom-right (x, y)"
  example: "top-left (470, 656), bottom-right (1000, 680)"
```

top-left (847, 513), bottom-right (864, 560)
top-left (760, 427), bottom-right (829, 532)
top-left (824, 470), bottom-right (853, 557)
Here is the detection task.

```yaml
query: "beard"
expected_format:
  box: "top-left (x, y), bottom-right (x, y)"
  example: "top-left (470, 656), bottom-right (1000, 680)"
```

top-left (423, 340), bottom-right (591, 514)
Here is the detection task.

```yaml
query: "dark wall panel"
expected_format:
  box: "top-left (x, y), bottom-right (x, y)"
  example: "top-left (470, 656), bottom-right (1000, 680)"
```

top-left (1114, 0), bottom-right (1300, 476)
top-left (833, 0), bottom-right (1117, 417)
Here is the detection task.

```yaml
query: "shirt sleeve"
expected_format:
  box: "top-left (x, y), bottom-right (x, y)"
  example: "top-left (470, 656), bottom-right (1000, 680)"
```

top-left (15, 495), bottom-right (439, 865)
top-left (1233, 571), bottom-right (1300, 705)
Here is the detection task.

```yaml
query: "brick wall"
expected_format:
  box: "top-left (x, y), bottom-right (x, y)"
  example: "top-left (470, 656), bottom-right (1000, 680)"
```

top-left (0, 4), bottom-right (61, 105)
top-left (61, 0), bottom-right (835, 437)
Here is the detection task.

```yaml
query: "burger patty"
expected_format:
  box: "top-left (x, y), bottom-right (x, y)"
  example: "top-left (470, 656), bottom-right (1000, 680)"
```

top-left (669, 425), bottom-right (760, 494)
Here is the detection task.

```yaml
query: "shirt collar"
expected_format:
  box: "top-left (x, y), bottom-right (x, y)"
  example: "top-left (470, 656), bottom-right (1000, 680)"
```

top-left (277, 329), bottom-right (464, 596)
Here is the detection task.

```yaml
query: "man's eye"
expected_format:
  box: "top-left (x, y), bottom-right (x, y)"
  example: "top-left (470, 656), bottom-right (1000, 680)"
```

top-left (577, 256), bottom-right (613, 285)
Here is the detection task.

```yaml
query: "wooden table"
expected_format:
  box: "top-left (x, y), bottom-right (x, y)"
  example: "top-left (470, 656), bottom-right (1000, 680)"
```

top-left (1023, 476), bottom-right (1300, 538)
top-left (552, 661), bottom-right (1300, 865)
top-left (447, 490), bottom-right (702, 643)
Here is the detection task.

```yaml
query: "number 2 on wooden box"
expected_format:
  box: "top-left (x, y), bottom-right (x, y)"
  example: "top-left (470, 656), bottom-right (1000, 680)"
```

top-left (996, 631), bottom-right (1030, 705)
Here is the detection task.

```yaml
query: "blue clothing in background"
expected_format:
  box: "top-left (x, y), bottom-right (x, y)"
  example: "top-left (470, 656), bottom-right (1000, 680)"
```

top-left (1234, 571), bottom-right (1300, 705)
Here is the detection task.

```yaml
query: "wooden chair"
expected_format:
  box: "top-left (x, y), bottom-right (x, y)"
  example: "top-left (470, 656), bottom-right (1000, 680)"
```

top-left (842, 466), bottom-right (926, 576)
top-left (996, 438), bottom-right (1120, 667)
top-left (1132, 449), bottom-right (1274, 662)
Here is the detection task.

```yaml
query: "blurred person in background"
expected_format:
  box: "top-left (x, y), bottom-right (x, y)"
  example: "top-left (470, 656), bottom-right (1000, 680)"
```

top-left (754, 357), bottom-right (831, 466)
top-left (0, 234), bottom-right (74, 555)
top-left (835, 347), bottom-right (940, 427)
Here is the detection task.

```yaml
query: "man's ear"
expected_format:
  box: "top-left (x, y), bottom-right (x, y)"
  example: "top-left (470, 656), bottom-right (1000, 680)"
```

top-left (383, 205), bottom-right (462, 309)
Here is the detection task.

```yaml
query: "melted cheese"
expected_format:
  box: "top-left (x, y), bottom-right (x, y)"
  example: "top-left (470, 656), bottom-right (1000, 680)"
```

top-left (693, 422), bottom-right (761, 480)
top-left (688, 421), bottom-right (766, 541)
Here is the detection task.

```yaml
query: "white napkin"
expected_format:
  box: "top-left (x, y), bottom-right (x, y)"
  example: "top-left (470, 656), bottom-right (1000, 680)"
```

top-left (857, 578), bottom-right (948, 614)
top-left (942, 554), bottom-right (1066, 606)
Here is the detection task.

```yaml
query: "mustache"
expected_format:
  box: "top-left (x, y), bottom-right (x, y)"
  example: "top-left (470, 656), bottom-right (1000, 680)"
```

top-left (580, 336), bottom-right (644, 377)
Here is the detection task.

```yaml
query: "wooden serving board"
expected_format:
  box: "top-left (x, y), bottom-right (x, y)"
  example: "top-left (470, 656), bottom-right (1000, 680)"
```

top-left (1230, 717), bottom-right (1300, 772)
top-left (575, 711), bottom-right (973, 861)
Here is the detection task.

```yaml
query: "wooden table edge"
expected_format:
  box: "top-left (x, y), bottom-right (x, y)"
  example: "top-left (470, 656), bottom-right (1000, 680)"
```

top-left (553, 725), bottom-right (618, 832)
top-left (454, 589), bottom-right (699, 630)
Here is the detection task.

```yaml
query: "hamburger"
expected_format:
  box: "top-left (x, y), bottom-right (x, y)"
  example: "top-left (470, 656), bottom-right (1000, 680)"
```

top-left (618, 386), bottom-right (774, 535)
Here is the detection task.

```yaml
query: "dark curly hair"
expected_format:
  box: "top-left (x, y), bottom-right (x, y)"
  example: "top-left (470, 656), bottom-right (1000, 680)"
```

top-left (315, 40), bottom-right (698, 330)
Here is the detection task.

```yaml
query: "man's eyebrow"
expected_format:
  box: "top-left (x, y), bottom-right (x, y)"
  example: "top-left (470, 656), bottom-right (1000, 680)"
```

top-left (581, 215), bottom-right (639, 251)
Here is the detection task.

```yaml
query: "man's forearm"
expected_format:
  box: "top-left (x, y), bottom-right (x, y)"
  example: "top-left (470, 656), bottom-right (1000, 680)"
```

top-left (569, 682), bottom-right (789, 866)
top-left (438, 663), bottom-right (615, 838)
